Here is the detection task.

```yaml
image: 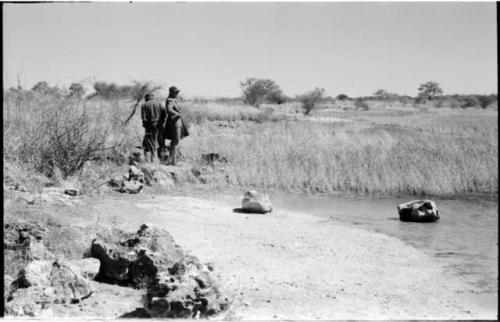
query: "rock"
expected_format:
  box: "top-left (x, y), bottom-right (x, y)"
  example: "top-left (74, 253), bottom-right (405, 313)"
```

top-left (14, 183), bottom-right (27, 192)
top-left (152, 171), bottom-right (175, 189)
top-left (5, 286), bottom-right (49, 316)
top-left (157, 164), bottom-right (198, 184)
top-left (64, 189), bottom-right (79, 196)
top-left (6, 260), bottom-right (94, 317)
top-left (120, 180), bottom-right (143, 194)
top-left (28, 237), bottom-right (56, 261)
top-left (4, 221), bottom-right (49, 251)
top-left (129, 150), bottom-right (145, 165)
top-left (140, 164), bottom-right (157, 185)
top-left (49, 260), bottom-right (94, 302)
top-left (90, 239), bottom-right (131, 282)
top-left (17, 261), bottom-right (53, 288)
top-left (241, 190), bottom-right (273, 214)
top-left (201, 153), bottom-right (228, 165)
top-left (4, 274), bottom-right (14, 301)
top-left (397, 200), bottom-right (440, 222)
top-left (15, 260), bottom-right (93, 303)
top-left (88, 224), bottom-right (229, 318)
top-left (108, 177), bottom-right (124, 188)
top-left (129, 166), bottom-right (145, 183)
top-left (69, 258), bottom-right (101, 279)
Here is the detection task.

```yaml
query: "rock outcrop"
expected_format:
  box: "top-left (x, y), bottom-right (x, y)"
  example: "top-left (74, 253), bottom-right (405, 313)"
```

top-left (6, 259), bottom-right (94, 316)
top-left (241, 190), bottom-right (273, 214)
top-left (397, 200), bottom-right (440, 222)
top-left (88, 224), bottom-right (229, 318)
top-left (4, 220), bottom-right (55, 260)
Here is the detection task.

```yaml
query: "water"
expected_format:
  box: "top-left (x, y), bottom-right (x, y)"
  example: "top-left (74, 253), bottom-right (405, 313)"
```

top-left (268, 192), bottom-right (498, 295)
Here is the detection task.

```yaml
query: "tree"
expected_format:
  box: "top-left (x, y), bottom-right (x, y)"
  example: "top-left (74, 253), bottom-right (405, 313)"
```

top-left (240, 78), bottom-right (284, 106)
top-left (31, 81), bottom-right (50, 94)
top-left (297, 88), bottom-right (325, 115)
top-left (354, 98), bottom-right (370, 111)
top-left (336, 94), bottom-right (349, 101)
top-left (124, 80), bottom-right (163, 125)
top-left (373, 89), bottom-right (390, 99)
top-left (417, 82), bottom-right (443, 101)
top-left (69, 82), bottom-right (86, 98)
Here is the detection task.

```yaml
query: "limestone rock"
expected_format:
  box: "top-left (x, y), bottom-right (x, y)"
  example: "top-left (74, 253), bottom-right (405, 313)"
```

top-left (28, 237), bottom-right (56, 261)
top-left (140, 164), bottom-right (157, 185)
top-left (152, 171), bottom-right (175, 189)
top-left (88, 224), bottom-right (229, 318)
top-left (120, 180), bottom-right (143, 194)
top-left (7, 260), bottom-right (93, 316)
top-left (69, 258), bottom-right (101, 279)
top-left (17, 261), bottom-right (54, 288)
top-left (397, 200), bottom-right (440, 222)
top-left (241, 190), bottom-right (273, 214)
top-left (129, 166), bottom-right (145, 183)
top-left (48, 260), bottom-right (93, 302)
top-left (5, 286), bottom-right (51, 316)
top-left (108, 177), bottom-right (124, 188)
top-left (63, 189), bottom-right (79, 196)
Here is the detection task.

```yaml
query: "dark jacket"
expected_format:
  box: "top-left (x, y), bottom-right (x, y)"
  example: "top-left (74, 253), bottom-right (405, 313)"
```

top-left (141, 100), bottom-right (165, 130)
top-left (165, 98), bottom-right (189, 140)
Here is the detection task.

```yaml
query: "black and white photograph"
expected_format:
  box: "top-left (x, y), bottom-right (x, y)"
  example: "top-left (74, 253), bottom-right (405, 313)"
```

top-left (2, 1), bottom-right (497, 319)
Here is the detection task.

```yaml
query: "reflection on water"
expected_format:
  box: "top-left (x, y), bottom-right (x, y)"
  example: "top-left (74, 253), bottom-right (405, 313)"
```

top-left (269, 192), bottom-right (498, 294)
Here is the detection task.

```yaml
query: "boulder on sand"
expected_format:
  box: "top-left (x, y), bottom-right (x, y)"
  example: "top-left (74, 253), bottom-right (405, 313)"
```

top-left (397, 200), bottom-right (440, 222)
top-left (89, 224), bottom-right (229, 318)
top-left (241, 190), bottom-right (273, 214)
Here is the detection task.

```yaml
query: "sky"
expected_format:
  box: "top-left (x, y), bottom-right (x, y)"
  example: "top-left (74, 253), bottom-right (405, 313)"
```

top-left (3, 2), bottom-right (497, 98)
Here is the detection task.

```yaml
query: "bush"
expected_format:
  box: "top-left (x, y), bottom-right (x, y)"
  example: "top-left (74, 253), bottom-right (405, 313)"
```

top-left (68, 83), bottom-right (85, 99)
top-left (354, 98), bottom-right (370, 111)
top-left (297, 88), bottom-right (325, 115)
top-left (14, 98), bottom-right (109, 178)
top-left (476, 95), bottom-right (498, 109)
top-left (336, 94), bottom-right (349, 101)
top-left (240, 78), bottom-right (285, 106)
top-left (31, 81), bottom-right (66, 98)
top-left (460, 95), bottom-right (480, 108)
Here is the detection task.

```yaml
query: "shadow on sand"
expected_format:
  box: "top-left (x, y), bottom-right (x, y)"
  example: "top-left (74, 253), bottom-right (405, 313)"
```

top-left (232, 208), bottom-right (267, 215)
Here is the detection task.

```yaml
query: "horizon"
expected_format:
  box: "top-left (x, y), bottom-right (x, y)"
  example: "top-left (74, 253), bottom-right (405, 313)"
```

top-left (3, 2), bottom-right (497, 98)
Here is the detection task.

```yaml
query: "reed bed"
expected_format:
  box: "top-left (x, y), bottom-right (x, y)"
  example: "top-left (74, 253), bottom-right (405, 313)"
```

top-left (3, 92), bottom-right (497, 197)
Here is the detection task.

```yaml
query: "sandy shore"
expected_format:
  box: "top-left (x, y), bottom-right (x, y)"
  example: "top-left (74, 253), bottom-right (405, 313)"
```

top-left (77, 192), bottom-right (496, 320)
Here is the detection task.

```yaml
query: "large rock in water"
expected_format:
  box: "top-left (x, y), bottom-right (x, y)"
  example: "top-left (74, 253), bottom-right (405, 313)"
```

top-left (397, 200), bottom-right (440, 222)
top-left (89, 224), bottom-right (229, 318)
top-left (241, 190), bottom-right (272, 214)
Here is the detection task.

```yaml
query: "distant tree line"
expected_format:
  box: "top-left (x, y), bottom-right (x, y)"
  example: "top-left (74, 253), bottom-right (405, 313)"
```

top-left (6, 79), bottom-right (497, 112)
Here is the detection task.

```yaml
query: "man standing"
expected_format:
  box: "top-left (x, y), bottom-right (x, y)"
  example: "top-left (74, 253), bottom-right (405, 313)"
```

top-left (141, 93), bottom-right (164, 162)
top-left (164, 86), bottom-right (189, 165)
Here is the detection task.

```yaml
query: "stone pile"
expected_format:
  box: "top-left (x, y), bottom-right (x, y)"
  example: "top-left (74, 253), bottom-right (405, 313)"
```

top-left (108, 165), bottom-right (145, 194)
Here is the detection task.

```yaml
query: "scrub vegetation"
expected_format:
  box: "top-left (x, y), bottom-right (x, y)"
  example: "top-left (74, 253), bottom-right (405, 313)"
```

top-left (3, 80), bottom-right (498, 197)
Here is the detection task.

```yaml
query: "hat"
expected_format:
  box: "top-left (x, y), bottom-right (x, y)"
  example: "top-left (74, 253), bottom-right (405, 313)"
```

top-left (169, 86), bottom-right (180, 93)
top-left (144, 93), bottom-right (154, 100)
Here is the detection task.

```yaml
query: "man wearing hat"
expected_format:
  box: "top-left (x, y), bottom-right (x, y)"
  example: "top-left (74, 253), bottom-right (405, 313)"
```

top-left (141, 93), bottom-right (165, 162)
top-left (164, 86), bottom-right (189, 165)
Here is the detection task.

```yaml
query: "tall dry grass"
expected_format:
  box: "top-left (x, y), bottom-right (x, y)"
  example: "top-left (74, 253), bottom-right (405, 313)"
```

top-left (181, 108), bottom-right (497, 196)
top-left (3, 91), bottom-right (497, 197)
